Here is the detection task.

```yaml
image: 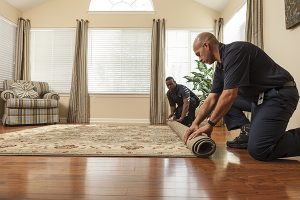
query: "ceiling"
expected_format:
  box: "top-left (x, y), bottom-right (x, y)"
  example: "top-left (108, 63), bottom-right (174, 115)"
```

top-left (4, 0), bottom-right (48, 12)
top-left (4, 0), bottom-right (229, 12)
top-left (194, 0), bottom-right (229, 12)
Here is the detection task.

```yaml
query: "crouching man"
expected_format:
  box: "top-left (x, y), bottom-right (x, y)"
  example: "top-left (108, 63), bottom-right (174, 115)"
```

top-left (166, 76), bottom-right (200, 127)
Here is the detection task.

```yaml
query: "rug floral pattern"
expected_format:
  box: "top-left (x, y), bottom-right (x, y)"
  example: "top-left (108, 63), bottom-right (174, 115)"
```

top-left (0, 124), bottom-right (195, 157)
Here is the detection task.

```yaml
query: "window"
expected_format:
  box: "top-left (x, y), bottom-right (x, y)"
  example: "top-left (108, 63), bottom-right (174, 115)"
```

top-left (88, 29), bottom-right (151, 94)
top-left (166, 30), bottom-right (203, 87)
top-left (89, 0), bottom-right (154, 12)
top-left (30, 28), bottom-right (76, 93)
top-left (224, 2), bottom-right (247, 44)
top-left (0, 16), bottom-right (16, 90)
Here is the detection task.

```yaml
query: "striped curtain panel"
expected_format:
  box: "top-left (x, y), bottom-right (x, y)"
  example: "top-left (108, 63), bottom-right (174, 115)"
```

top-left (15, 18), bottom-right (31, 80)
top-left (150, 19), bottom-right (166, 125)
top-left (213, 18), bottom-right (224, 70)
top-left (67, 19), bottom-right (90, 123)
top-left (246, 0), bottom-right (264, 49)
top-left (214, 18), bottom-right (224, 42)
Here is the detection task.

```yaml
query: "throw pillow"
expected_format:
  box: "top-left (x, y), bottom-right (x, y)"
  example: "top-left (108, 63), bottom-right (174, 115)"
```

top-left (10, 82), bottom-right (39, 99)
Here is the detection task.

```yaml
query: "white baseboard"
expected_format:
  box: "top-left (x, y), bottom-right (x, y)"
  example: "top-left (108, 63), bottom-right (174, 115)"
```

top-left (59, 117), bottom-right (149, 124)
top-left (59, 118), bottom-right (67, 123)
top-left (90, 118), bottom-right (149, 124)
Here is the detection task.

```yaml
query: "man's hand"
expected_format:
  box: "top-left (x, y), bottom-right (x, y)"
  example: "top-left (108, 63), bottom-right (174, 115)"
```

top-left (176, 117), bottom-right (184, 123)
top-left (187, 124), bottom-right (213, 141)
top-left (168, 113), bottom-right (174, 120)
top-left (183, 124), bottom-right (199, 144)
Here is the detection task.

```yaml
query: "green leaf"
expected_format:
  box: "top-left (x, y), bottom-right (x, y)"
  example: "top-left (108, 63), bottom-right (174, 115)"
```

top-left (183, 60), bottom-right (214, 102)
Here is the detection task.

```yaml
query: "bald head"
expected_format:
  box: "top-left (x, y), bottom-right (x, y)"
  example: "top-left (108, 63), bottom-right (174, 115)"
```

top-left (193, 32), bottom-right (219, 51)
top-left (193, 32), bottom-right (221, 64)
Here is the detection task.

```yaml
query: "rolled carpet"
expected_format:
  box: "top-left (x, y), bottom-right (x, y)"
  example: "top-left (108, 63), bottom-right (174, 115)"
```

top-left (167, 121), bottom-right (216, 157)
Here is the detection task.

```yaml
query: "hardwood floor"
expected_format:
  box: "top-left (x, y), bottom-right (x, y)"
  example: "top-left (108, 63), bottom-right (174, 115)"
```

top-left (0, 125), bottom-right (300, 200)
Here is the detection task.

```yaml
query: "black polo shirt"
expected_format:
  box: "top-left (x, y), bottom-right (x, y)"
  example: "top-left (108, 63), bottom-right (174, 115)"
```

top-left (211, 42), bottom-right (294, 97)
top-left (167, 84), bottom-right (199, 107)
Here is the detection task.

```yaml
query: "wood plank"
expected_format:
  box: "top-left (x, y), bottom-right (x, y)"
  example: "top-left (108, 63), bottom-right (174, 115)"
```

top-left (0, 124), bottom-right (300, 199)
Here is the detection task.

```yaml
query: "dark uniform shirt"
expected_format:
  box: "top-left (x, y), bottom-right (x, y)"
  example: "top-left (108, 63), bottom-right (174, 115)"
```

top-left (167, 84), bottom-right (199, 107)
top-left (211, 42), bottom-right (294, 98)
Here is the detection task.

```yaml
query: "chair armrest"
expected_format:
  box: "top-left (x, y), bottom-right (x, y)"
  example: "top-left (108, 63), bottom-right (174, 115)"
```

top-left (1, 90), bottom-right (17, 101)
top-left (43, 92), bottom-right (60, 100)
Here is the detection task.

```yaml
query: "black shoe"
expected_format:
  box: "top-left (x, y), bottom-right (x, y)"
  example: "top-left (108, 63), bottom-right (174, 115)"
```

top-left (226, 124), bottom-right (250, 149)
top-left (226, 133), bottom-right (248, 149)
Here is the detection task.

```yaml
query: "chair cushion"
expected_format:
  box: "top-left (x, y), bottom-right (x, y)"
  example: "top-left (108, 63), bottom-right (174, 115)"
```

top-left (10, 82), bottom-right (39, 99)
top-left (6, 99), bottom-right (58, 108)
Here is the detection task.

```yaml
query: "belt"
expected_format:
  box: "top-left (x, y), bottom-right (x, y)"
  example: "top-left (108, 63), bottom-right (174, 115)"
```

top-left (253, 81), bottom-right (296, 103)
top-left (275, 81), bottom-right (296, 89)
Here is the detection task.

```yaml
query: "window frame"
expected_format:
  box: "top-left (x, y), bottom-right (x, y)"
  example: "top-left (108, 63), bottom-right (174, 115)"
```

top-left (0, 16), bottom-right (17, 90)
top-left (165, 28), bottom-right (213, 90)
top-left (88, 27), bottom-right (152, 95)
top-left (30, 28), bottom-right (76, 94)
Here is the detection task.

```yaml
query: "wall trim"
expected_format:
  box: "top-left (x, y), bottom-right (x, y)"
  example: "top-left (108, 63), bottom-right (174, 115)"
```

top-left (59, 118), bottom-right (67, 123)
top-left (60, 118), bottom-right (149, 124)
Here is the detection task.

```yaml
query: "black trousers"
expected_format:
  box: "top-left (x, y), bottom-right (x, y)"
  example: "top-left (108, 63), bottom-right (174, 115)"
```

top-left (175, 101), bottom-right (199, 127)
top-left (223, 95), bottom-right (252, 130)
top-left (223, 87), bottom-right (300, 160)
top-left (248, 87), bottom-right (300, 161)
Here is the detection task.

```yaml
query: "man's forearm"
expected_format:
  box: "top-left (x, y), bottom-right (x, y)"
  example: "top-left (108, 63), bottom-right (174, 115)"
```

top-left (192, 93), bottom-right (219, 126)
top-left (170, 106), bottom-right (176, 115)
top-left (192, 100), bottom-right (214, 125)
top-left (209, 89), bottom-right (238, 124)
top-left (180, 102), bottom-right (189, 119)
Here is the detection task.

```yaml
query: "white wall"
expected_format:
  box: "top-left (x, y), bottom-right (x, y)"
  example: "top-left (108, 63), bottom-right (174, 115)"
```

top-left (8, 0), bottom-right (299, 127)
top-left (21, 0), bottom-right (219, 122)
top-left (221, 0), bottom-right (245, 23)
top-left (22, 0), bottom-right (219, 28)
top-left (264, 0), bottom-right (300, 129)
top-left (0, 0), bottom-right (21, 23)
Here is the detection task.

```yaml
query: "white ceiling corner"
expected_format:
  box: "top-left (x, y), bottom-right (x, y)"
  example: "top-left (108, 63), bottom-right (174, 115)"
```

top-left (194, 0), bottom-right (229, 12)
top-left (4, 0), bottom-right (48, 12)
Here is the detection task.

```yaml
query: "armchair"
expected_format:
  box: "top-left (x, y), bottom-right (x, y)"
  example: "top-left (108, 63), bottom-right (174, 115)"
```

top-left (1, 80), bottom-right (60, 125)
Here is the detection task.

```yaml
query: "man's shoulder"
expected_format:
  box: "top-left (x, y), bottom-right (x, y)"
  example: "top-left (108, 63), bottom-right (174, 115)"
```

top-left (227, 41), bottom-right (250, 46)
top-left (177, 84), bottom-right (190, 91)
top-left (222, 42), bottom-right (255, 61)
top-left (226, 41), bottom-right (259, 52)
top-left (166, 90), bottom-right (171, 96)
top-left (176, 84), bottom-right (192, 96)
top-left (176, 84), bottom-right (188, 89)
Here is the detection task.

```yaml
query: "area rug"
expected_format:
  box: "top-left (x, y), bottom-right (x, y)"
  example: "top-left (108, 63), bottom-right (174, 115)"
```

top-left (0, 124), bottom-right (195, 157)
top-left (168, 121), bottom-right (216, 157)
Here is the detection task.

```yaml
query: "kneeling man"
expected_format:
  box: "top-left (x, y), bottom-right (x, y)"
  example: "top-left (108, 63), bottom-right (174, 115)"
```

top-left (166, 76), bottom-right (200, 127)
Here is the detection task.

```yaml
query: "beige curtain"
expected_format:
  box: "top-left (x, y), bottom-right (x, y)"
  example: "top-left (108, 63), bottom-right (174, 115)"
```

top-left (150, 19), bottom-right (166, 125)
top-left (15, 18), bottom-right (31, 80)
top-left (213, 18), bottom-right (223, 71)
top-left (67, 19), bottom-right (90, 123)
top-left (246, 0), bottom-right (263, 49)
top-left (214, 18), bottom-right (224, 42)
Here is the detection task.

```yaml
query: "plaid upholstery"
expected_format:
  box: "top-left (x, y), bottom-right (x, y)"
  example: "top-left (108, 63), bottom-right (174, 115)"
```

top-left (1, 90), bottom-right (17, 100)
top-left (1, 80), bottom-right (60, 125)
top-left (6, 99), bottom-right (58, 108)
top-left (5, 108), bottom-right (59, 116)
top-left (43, 92), bottom-right (60, 100)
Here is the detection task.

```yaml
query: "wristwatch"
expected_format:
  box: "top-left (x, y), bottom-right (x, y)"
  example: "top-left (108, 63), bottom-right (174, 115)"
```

top-left (207, 118), bottom-right (216, 127)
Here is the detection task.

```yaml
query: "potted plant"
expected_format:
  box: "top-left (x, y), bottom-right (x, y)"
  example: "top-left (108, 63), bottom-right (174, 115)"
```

top-left (183, 60), bottom-right (214, 104)
top-left (183, 60), bottom-right (223, 126)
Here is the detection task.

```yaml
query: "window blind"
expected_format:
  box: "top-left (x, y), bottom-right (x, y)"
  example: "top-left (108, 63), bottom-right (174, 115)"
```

top-left (0, 16), bottom-right (16, 90)
top-left (30, 28), bottom-right (75, 93)
top-left (88, 29), bottom-right (151, 94)
top-left (166, 30), bottom-right (201, 87)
